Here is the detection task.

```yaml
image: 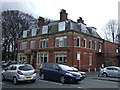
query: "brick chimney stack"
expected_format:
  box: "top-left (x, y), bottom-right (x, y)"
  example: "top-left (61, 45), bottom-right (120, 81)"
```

top-left (77, 17), bottom-right (84, 24)
top-left (38, 16), bottom-right (45, 27)
top-left (60, 9), bottom-right (68, 21)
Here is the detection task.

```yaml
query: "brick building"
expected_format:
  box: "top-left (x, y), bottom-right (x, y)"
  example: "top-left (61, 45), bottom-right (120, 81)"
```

top-left (17, 9), bottom-right (119, 71)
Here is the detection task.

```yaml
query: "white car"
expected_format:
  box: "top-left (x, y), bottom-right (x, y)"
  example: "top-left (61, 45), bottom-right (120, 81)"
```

top-left (2, 64), bottom-right (36, 84)
top-left (71, 67), bottom-right (86, 79)
top-left (99, 66), bottom-right (120, 77)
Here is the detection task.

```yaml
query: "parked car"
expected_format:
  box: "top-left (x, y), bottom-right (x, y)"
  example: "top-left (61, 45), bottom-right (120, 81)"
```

top-left (99, 66), bottom-right (120, 78)
top-left (71, 67), bottom-right (86, 79)
top-left (39, 63), bottom-right (82, 84)
top-left (2, 64), bottom-right (36, 84)
top-left (2, 60), bottom-right (17, 67)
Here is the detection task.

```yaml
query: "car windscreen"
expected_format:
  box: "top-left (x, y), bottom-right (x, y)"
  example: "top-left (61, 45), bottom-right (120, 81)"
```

top-left (59, 65), bottom-right (73, 71)
top-left (19, 65), bottom-right (33, 71)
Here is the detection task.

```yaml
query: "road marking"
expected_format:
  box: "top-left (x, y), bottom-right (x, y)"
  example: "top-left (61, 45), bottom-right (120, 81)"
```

top-left (78, 87), bottom-right (82, 88)
top-left (39, 80), bottom-right (62, 85)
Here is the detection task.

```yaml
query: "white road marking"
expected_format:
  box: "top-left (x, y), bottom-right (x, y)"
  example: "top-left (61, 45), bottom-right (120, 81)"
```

top-left (78, 87), bottom-right (82, 88)
top-left (39, 80), bottom-right (62, 85)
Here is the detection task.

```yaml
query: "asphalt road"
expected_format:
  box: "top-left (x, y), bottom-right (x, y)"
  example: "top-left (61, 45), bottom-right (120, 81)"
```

top-left (1, 72), bottom-right (119, 89)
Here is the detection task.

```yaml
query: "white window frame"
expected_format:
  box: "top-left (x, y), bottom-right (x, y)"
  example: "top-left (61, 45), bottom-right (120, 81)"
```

top-left (39, 38), bottom-right (48, 48)
top-left (58, 21), bottom-right (65, 31)
top-left (94, 41), bottom-right (96, 50)
top-left (55, 54), bottom-right (67, 64)
top-left (37, 53), bottom-right (48, 65)
top-left (89, 53), bottom-right (92, 66)
top-left (42, 25), bottom-right (48, 34)
top-left (89, 40), bottom-right (92, 49)
top-left (83, 38), bottom-right (86, 48)
top-left (55, 36), bottom-right (67, 47)
top-left (23, 30), bottom-right (27, 38)
top-left (30, 40), bottom-right (35, 49)
top-left (20, 41), bottom-right (27, 50)
top-left (32, 29), bottom-right (37, 36)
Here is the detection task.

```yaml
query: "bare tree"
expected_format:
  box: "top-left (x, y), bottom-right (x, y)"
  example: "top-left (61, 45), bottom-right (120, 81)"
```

top-left (2, 10), bottom-right (37, 60)
top-left (102, 19), bottom-right (118, 43)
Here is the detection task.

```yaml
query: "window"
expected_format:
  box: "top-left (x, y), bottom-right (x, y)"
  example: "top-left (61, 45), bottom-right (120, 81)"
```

top-left (89, 54), bottom-right (92, 66)
top-left (77, 37), bottom-right (80, 47)
top-left (20, 42), bottom-right (27, 50)
top-left (37, 53), bottom-right (48, 65)
top-left (83, 38), bottom-right (86, 48)
top-left (32, 29), bottom-right (37, 36)
top-left (98, 43), bottom-right (102, 52)
top-left (40, 38), bottom-right (48, 48)
top-left (23, 30), bottom-right (27, 38)
top-left (30, 40), bottom-right (35, 49)
top-left (79, 23), bottom-right (87, 33)
top-left (58, 21), bottom-right (65, 31)
top-left (94, 41), bottom-right (96, 50)
top-left (11, 66), bottom-right (17, 70)
top-left (55, 54), bottom-right (67, 64)
top-left (56, 36), bottom-right (67, 47)
top-left (89, 40), bottom-right (92, 49)
top-left (42, 25), bottom-right (48, 34)
top-left (19, 66), bottom-right (33, 71)
top-left (18, 54), bottom-right (26, 64)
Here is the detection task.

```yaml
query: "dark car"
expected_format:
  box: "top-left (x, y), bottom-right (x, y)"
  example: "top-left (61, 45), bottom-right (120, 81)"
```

top-left (39, 63), bottom-right (82, 84)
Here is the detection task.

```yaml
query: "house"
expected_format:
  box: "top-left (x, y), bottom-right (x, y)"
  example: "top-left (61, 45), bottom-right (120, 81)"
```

top-left (17, 9), bottom-right (119, 71)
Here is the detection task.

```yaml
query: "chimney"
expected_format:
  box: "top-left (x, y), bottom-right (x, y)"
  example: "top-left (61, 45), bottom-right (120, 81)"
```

top-left (60, 9), bottom-right (68, 21)
top-left (38, 16), bottom-right (45, 27)
top-left (77, 17), bottom-right (84, 24)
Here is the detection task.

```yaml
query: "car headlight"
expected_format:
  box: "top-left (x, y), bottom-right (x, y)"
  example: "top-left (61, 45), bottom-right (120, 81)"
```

top-left (66, 73), bottom-right (73, 76)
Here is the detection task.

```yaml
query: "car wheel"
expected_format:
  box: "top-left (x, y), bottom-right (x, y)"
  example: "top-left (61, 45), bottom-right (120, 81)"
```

top-left (13, 77), bottom-right (18, 85)
top-left (40, 73), bottom-right (45, 80)
top-left (102, 73), bottom-right (108, 77)
top-left (2, 74), bottom-right (5, 81)
top-left (60, 76), bottom-right (65, 84)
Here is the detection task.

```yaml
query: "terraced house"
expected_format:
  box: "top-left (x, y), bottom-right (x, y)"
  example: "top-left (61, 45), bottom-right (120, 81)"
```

top-left (17, 9), bottom-right (119, 71)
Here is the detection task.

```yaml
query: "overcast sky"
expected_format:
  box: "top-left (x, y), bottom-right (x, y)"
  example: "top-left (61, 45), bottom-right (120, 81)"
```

top-left (1, 0), bottom-right (119, 37)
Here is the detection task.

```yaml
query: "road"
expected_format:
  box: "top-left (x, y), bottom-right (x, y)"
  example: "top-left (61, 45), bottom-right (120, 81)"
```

top-left (1, 72), bottom-right (119, 89)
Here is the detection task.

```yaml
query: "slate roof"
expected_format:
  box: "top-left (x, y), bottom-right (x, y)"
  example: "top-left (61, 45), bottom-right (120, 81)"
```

top-left (20, 19), bottom-right (101, 39)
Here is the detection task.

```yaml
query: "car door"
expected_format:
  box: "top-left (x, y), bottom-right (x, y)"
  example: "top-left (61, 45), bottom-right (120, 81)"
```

top-left (9, 66), bottom-right (17, 79)
top-left (113, 68), bottom-right (119, 77)
top-left (106, 67), bottom-right (113, 76)
top-left (44, 63), bottom-right (53, 79)
top-left (3, 65), bottom-right (12, 79)
top-left (50, 64), bottom-right (61, 81)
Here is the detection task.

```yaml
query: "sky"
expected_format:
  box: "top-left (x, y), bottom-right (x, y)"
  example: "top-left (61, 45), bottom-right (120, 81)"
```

top-left (1, 0), bottom-right (120, 38)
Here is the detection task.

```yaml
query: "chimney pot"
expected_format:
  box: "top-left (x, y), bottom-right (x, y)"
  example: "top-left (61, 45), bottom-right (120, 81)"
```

top-left (60, 9), bottom-right (68, 21)
top-left (38, 16), bottom-right (45, 27)
top-left (77, 17), bottom-right (84, 23)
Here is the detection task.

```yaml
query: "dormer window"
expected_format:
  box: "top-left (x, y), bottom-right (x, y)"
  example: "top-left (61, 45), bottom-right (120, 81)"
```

top-left (42, 25), bottom-right (48, 34)
top-left (23, 30), bottom-right (27, 38)
top-left (32, 28), bottom-right (37, 36)
top-left (58, 21), bottom-right (65, 31)
top-left (78, 23), bottom-right (87, 33)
